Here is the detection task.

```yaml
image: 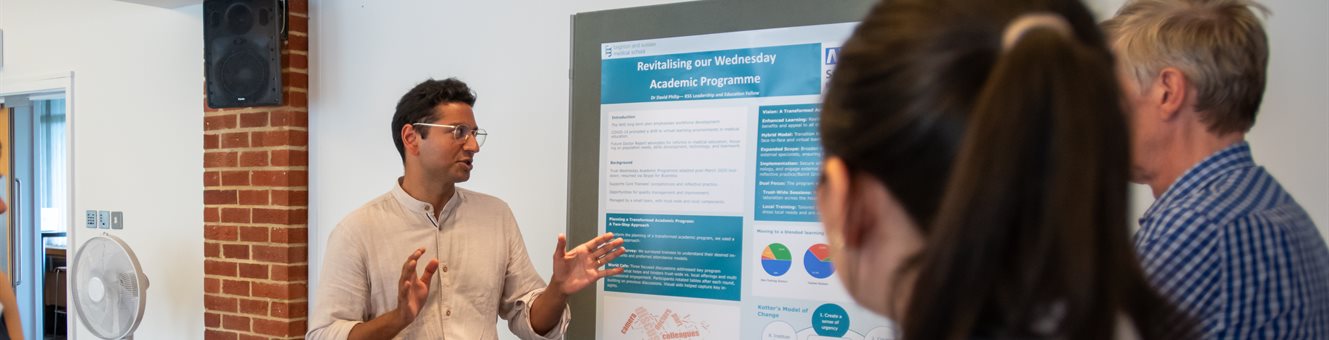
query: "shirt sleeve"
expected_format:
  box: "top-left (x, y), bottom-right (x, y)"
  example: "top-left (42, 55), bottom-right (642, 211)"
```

top-left (497, 207), bottom-right (570, 340)
top-left (307, 222), bottom-right (371, 340)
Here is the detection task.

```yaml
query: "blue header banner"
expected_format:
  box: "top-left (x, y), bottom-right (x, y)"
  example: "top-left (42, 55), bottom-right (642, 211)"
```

top-left (601, 43), bottom-right (822, 104)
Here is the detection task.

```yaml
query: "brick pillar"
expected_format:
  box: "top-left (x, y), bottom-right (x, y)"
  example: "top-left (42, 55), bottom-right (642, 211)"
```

top-left (203, 1), bottom-right (310, 338)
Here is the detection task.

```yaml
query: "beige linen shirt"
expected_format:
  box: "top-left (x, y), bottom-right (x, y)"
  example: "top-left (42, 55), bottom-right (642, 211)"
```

top-left (307, 181), bottom-right (569, 339)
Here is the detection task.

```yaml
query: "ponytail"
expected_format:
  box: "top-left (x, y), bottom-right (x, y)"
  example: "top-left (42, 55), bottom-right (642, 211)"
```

top-left (902, 26), bottom-right (1176, 340)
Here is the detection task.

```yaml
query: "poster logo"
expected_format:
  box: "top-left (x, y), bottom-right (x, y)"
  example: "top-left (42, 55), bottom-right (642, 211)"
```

top-left (824, 47), bottom-right (840, 65)
top-left (605, 45), bottom-right (614, 58)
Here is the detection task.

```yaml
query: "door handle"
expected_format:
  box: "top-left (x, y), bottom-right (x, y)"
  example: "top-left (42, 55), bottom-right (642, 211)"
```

top-left (11, 178), bottom-right (19, 287)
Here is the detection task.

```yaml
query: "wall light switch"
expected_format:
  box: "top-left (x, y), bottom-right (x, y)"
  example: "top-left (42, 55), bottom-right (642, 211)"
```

top-left (85, 210), bottom-right (98, 229)
top-left (111, 211), bottom-right (124, 229)
top-left (97, 210), bottom-right (110, 229)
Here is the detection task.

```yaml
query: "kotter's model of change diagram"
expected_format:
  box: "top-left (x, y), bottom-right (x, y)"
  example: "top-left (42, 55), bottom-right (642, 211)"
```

top-left (595, 23), bottom-right (897, 340)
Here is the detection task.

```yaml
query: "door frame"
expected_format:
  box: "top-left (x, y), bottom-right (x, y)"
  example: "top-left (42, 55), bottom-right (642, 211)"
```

top-left (0, 71), bottom-right (76, 340)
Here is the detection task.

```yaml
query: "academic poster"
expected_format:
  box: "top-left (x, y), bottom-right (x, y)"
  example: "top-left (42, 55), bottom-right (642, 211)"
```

top-left (597, 23), bottom-right (897, 340)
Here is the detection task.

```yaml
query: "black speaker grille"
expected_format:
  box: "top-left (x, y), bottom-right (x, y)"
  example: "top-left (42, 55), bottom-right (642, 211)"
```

top-left (205, 0), bottom-right (282, 108)
top-left (218, 48), bottom-right (269, 101)
top-left (226, 3), bottom-right (254, 36)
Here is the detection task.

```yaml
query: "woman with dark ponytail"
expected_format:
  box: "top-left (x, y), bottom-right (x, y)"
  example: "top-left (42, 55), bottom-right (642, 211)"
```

top-left (815, 0), bottom-right (1193, 339)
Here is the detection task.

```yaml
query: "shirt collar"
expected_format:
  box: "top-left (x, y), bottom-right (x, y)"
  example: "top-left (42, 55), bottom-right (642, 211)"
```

top-left (1141, 141), bottom-right (1255, 221)
top-left (390, 177), bottom-right (462, 228)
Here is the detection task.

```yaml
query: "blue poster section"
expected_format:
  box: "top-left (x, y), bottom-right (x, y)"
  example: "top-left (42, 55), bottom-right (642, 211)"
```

top-left (604, 213), bottom-right (743, 301)
top-left (754, 104), bottom-right (822, 222)
top-left (601, 44), bottom-right (822, 104)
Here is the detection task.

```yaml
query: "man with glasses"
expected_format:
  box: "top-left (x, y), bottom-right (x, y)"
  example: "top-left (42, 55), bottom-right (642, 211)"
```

top-left (308, 78), bottom-right (626, 340)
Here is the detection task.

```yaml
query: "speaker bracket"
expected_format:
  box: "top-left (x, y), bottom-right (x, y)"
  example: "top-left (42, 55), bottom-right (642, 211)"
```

top-left (279, 0), bottom-right (289, 42)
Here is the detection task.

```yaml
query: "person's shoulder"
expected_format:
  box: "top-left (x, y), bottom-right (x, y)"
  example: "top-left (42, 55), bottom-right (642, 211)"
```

top-left (1146, 164), bottom-right (1321, 260)
top-left (1136, 202), bottom-right (1221, 261)
top-left (1142, 200), bottom-right (1216, 234)
top-left (1193, 164), bottom-right (1305, 227)
top-left (456, 187), bottom-right (512, 210)
top-left (1217, 163), bottom-right (1289, 203)
top-left (1152, 164), bottom-right (1272, 226)
top-left (333, 191), bottom-right (398, 233)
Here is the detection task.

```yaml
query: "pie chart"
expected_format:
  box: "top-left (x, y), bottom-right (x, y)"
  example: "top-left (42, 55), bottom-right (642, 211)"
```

top-left (804, 243), bottom-right (835, 279)
top-left (761, 243), bottom-right (793, 276)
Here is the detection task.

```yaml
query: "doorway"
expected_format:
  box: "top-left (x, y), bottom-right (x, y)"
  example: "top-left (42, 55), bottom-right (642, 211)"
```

top-left (2, 78), bottom-right (72, 340)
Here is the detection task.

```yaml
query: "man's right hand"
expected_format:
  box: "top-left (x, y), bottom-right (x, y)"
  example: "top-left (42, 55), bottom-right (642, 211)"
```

top-left (347, 248), bottom-right (439, 340)
top-left (395, 247), bottom-right (440, 326)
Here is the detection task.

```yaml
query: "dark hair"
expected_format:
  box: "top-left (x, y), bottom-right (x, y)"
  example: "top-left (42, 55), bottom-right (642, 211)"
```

top-left (821, 0), bottom-right (1190, 339)
top-left (391, 78), bottom-right (477, 161)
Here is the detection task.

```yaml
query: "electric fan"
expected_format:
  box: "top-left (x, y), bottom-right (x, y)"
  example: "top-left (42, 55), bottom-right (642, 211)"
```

top-left (72, 233), bottom-right (149, 339)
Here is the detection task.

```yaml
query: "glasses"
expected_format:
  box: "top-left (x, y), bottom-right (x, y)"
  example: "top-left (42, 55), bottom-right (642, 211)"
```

top-left (413, 123), bottom-right (487, 147)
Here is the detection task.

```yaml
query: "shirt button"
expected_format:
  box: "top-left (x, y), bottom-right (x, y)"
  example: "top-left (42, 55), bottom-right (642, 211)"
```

top-left (446, 309), bottom-right (452, 316)
top-left (442, 265), bottom-right (449, 273)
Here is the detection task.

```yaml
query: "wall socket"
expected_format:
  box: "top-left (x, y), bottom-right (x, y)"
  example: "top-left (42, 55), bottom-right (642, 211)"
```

top-left (111, 211), bottom-right (124, 229)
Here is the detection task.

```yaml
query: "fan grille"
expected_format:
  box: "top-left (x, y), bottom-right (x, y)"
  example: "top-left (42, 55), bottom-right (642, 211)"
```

top-left (73, 234), bottom-right (147, 339)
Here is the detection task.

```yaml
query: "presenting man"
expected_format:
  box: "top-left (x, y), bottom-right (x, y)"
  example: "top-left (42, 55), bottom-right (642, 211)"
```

top-left (308, 78), bottom-right (626, 339)
top-left (1105, 0), bottom-right (1329, 337)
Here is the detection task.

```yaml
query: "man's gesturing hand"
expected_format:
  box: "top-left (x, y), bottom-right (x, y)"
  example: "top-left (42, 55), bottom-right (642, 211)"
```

top-left (550, 232), bottom-right (627, 295)
top-left (395, 247), bottom-right (439, 326)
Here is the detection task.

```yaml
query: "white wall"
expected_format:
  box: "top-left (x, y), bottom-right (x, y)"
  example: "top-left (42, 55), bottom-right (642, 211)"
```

top-left (0, 0), bottom-right (204, 339)
top-left (1088, 0), bottom-right (1329, 233)
top-left (306, 1), bottom-right (691, 339)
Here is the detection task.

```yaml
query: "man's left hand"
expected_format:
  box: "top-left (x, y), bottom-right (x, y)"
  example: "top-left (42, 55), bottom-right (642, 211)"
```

top-left (550, 232), bottom-right (627, 295)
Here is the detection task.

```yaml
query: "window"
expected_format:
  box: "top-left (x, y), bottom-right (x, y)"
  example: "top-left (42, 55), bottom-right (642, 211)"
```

top-left (33, 98), bottom-right (66, 234)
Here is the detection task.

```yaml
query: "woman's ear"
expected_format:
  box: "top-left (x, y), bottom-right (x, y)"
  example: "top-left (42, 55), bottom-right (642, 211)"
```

top-left (821, 157), bottom-right (903, 252)
top-left (820, 157), bottom-right (870, 250)
top-left (845, 170), bottom-right (895, 251)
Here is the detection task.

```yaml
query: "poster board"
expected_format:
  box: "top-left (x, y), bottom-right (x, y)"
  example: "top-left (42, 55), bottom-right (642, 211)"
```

top-left (569, 1), bottom-right (889, 339)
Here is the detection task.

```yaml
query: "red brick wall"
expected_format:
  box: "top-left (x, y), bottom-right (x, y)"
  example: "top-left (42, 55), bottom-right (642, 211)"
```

top-left (203, 1), bottom-right (310, 338)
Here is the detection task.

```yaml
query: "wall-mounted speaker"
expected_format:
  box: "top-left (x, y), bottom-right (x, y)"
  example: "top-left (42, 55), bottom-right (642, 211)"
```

top-left (204, 0), bottom-right (284, 108)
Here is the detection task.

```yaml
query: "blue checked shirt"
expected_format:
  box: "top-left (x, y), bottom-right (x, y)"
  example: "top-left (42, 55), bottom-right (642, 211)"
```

top-left (1135, 142), bottom-right (1329, 339)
